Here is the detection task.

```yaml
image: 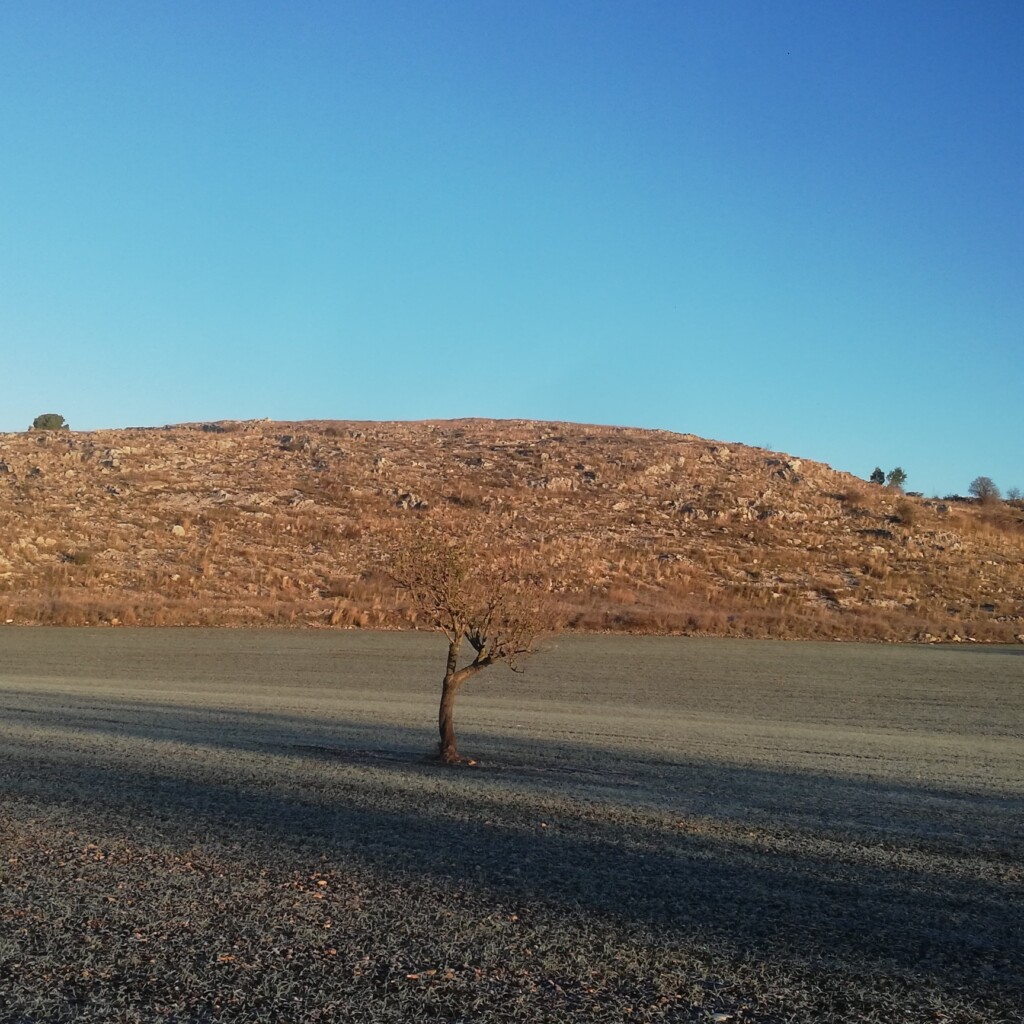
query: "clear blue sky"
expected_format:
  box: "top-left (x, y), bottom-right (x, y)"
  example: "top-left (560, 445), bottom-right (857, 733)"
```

top-left (1, 1), bottom-right (1020, 497)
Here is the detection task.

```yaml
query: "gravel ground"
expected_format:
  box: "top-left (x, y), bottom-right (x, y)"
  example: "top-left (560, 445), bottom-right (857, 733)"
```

top-left (0, 629), bottom-right (1021, 1022)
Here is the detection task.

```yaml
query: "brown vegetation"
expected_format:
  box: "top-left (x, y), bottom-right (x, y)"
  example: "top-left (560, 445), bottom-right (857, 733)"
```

top-left (386, 519), bottom-right (550, 762)
top-left (0, 417), bottom-right (1022, 642)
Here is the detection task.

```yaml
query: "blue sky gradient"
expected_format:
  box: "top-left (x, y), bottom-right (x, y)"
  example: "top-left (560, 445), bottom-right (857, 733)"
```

top-left (1, 1), bottom-right (1020, 496)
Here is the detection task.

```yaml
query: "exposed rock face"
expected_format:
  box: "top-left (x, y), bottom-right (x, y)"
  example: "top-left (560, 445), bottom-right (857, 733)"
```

top-left (0, 418), bottom-right (1021, 640)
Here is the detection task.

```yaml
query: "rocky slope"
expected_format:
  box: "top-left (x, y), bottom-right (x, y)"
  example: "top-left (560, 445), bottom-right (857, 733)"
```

top-left (1, 418), bottom-right (1021, 641)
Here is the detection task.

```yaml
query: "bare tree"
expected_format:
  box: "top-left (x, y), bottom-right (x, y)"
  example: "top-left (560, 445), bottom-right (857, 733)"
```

top-left (968, 476), bottom-right (1000, 504)
top-left (386, 523), bottom-right (550, 764)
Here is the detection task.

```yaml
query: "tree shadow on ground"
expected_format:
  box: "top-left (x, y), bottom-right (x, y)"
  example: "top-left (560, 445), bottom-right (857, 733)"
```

top-left (1, 692), bottom-right (1021, 1012)
top-left (1, 686), bottom-right (1018, 846)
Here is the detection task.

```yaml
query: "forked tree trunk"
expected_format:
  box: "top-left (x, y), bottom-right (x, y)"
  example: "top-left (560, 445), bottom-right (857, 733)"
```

top-left (436, 636), bottom-right (493, 764)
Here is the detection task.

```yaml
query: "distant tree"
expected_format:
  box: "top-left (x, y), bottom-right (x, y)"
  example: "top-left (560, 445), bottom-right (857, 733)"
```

top-left (885, 467), bottom-right (907, 490)
top-left (30, 413), bottom-right (69, 431)
top-left (869, 467), bottom-right (886, 485)
top-left (968, 476), bottom-right (1000, 504)
top-left (385, 520), bottom-right (553, 764)
top-left (1007, 487), bottom-right (1022, 502)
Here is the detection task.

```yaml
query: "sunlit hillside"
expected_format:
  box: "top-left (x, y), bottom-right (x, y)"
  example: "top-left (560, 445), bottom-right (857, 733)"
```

top-left (1, 419), bottom-right (1022, 642)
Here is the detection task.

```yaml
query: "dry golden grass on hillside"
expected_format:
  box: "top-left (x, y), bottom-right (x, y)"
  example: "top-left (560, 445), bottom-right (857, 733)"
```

top-left (1, 418), bottom-right (1022, 641)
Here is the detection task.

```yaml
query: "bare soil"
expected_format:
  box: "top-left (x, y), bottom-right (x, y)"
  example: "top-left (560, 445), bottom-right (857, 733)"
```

top-left (0, 629), bottom-right (1021, 1021)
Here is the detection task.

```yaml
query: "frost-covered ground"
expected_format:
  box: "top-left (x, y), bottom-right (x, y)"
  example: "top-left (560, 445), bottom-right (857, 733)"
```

top-left (0, 629), bottom-right (1021, 1022)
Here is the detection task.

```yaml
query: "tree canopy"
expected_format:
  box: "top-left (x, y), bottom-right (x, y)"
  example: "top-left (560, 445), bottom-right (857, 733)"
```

top-left (885, 467), bottom-right (907, 490)
top-left (386, 519), bottom-right (551, 763)
top-left (31, 413), bottom-right (69, 431)
top-left (968, 476), bottom-right (1000, 503)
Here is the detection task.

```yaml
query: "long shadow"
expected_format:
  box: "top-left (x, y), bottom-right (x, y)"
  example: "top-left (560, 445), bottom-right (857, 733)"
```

top-left (1, 686), bottom-right (1020, 849)
top-left (1, 696), bottom-right (1021, 1009)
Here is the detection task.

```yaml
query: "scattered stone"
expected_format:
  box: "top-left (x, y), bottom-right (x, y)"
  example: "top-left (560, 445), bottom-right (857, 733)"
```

top-left (0, 418), bottom-right (1019, 639)
top-left (396, 492), bottom-right (428, 510)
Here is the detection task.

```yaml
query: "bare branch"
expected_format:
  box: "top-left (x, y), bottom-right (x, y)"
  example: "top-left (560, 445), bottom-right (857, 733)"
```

top-left (385, 518), bottom-right (548, 666)
top-left (381, 514), bottom-right (556, 762)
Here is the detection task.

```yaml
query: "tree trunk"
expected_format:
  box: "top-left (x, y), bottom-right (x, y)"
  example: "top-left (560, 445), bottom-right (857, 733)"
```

top-left (438, 671), bottom-right (463, 763)
top-left (437, 638), bottom-right (494, 764)
top-left (438, 638), bottom-right (463, 763)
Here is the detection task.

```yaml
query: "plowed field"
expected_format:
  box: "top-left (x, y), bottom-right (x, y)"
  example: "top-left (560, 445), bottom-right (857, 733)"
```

top-left (1, 629), bottom-right (1021, 1022)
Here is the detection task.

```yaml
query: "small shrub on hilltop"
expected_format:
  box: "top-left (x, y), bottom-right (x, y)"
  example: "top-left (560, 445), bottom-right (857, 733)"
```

top-left (968, 476), bottom-right (1000, 504)
top-left (30, 413), bottom-right (69, 431)
top-left (886, 467), bottom-right (907, 490)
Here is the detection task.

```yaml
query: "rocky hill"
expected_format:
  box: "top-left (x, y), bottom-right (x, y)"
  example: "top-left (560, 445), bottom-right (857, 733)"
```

top-left (1, 418), bottom-right (1021, 642)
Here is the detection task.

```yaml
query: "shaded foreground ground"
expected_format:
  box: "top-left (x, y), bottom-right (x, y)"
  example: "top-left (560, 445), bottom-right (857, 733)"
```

top-left (0, 629), bottom-right (1021, 1022)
